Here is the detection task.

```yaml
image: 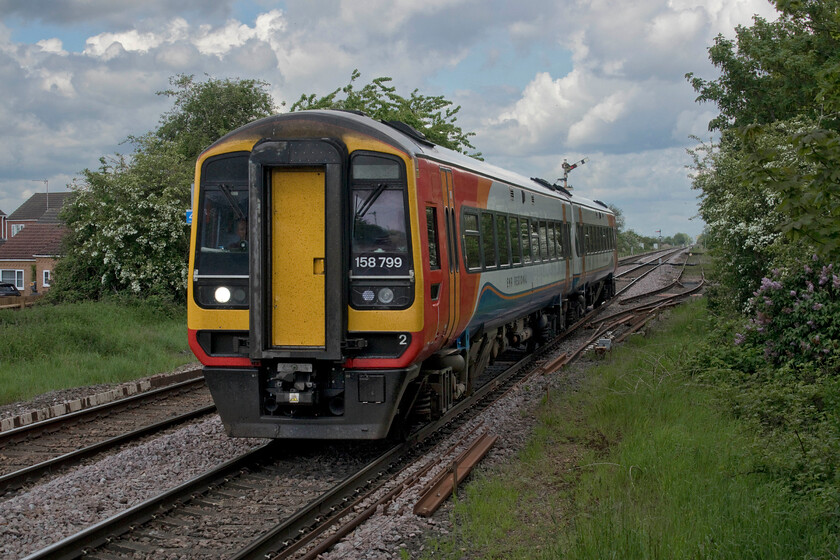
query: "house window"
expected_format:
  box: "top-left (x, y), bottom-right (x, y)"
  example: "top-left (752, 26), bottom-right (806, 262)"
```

top-left (43, 270), bottom-right (52, 287)
top-left (1, 269), bottom-right (24, 290)
top-left (10, 224), bottom-right (24, 237)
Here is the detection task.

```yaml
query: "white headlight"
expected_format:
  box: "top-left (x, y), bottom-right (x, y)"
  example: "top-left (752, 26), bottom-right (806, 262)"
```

top-left (377, 287), bottom-right (395, 304)
top-left (215, 286), bottom-right (232, 303)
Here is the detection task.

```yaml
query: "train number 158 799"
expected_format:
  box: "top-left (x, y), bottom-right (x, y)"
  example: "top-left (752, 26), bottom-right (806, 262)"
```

top-left (355, 256), bottom-right (404, 269)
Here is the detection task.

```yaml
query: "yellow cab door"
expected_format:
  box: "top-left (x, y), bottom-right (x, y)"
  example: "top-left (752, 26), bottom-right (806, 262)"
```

top-left (249, 140), bottom-right (345, 361)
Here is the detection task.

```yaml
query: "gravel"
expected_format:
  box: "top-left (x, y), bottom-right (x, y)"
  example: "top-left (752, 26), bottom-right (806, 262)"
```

top-left (0, 417), bottom-right (264, 559)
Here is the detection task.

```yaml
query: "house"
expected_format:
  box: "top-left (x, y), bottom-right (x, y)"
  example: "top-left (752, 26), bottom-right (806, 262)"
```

top-left (0, 192), bottom-right (73, 295)
top-left (4, 192), bottom-right (73, 240)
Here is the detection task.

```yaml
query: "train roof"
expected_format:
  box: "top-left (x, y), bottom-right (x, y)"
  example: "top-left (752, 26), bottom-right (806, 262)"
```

top-left (207, 109), bottom-right (612, 215)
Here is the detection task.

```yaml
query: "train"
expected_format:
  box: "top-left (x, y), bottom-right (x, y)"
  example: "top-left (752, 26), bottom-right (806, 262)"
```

top-left (187, 109), bottom-right (617, 440)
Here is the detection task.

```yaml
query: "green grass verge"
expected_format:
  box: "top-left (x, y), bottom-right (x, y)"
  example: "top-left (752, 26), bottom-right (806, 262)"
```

top-left (0, 299), bottom-right (193, 404)
top-left (426, 300), bottom-right (836, 559)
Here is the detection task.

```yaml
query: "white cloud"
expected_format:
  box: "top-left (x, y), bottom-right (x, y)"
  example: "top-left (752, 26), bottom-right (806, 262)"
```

top-left (0, 0), bottom-right (776, 235)
top-left (35, 38), bottom-right (67, 55)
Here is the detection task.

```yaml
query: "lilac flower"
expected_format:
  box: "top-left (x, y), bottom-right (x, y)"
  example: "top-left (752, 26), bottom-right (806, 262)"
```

top-left (805, 265), bottom-right (812, 274)
top-left (790, 290), bottom-right (797, 297)
top-left (734, 333), bottom-right (745, 345)
top-left (813, 254), bottom-right (819, 262)
top-left (833, 275), bottom-right (840, 289)
top-left (813, 303), bottom-right (823, 311)
top-left (807, 281), bottom-right (815, 293)
top-left (820, 266), bottom-right (829, 285)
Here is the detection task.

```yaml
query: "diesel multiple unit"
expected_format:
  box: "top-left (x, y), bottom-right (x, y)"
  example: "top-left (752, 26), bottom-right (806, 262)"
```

top-left (187, 110), bottom-right (617, 439)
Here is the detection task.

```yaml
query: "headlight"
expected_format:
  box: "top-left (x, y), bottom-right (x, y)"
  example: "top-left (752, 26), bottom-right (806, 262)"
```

top-left (215, 286), bottom-right (232, 303)
top-left (195, 281), bottom-right (249, 308)
top-left (350, 284), bottom-right (412, 309)
top-left (377, 287), bottom-right (394, 304)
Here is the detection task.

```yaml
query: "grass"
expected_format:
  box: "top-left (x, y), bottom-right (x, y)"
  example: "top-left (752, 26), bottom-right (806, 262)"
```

top-left (0, 299), bottom-right (193, 404)
top-left (425, 300), bottom-right (836, 559)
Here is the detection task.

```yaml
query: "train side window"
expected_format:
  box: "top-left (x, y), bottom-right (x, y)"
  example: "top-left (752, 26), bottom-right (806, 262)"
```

top-left (496, 214), bottom-right (510, 267)
top-left (521, 219), bottom-right (531, 264)
top-left (548, 222), bottom-right (556, 258)
top-left (463, 212), bottom-right (481, 271)
top-left (481, 212), bottom-right (497, 269)
top-left (530, 220), bottom-right (541, 262)
top-left (541, 221), bottom-right (553, 260)
top-left (425, 207), bottom-right (440, 271)
top-left (509, 216), bottom-right (521, 266)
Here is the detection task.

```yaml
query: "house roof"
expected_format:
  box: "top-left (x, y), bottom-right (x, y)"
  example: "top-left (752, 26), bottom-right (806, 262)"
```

top-left (7, 192), bottom-right (73, 221)
top-left (0, 223), bottom-right (67, 260)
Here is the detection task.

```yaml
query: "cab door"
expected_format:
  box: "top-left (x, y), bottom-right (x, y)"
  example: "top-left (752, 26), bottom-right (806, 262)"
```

top-left (248, 139), bottom-right (346, 361)
top-left (439, 168), bottom-right (460, 343)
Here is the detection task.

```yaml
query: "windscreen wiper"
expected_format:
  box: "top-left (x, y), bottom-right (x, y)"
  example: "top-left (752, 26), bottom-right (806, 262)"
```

top-left (219, 184), bottom-right (247, 221)
top-left (355, 183), bottom-right (388, 219)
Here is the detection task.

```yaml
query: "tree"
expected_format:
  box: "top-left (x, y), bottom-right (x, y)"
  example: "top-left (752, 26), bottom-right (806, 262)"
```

top-left (291, 70), bottom-right (480, 157)
top-left (157, 74), bottom-right (276, 161)
top-left (672, 233), bottom-right (692, 246)
top-left (53, 76), bottom-right (277, 302)
top-left (687, 0), bottom-right (840, 263)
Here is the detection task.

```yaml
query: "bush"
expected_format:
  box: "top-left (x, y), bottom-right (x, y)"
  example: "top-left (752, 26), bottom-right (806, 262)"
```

top-left (737, 255), bottom-right (840, 366)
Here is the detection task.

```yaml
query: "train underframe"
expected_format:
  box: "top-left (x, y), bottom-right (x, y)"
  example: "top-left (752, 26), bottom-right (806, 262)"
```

top-left (205, 274), bottom-right (615, 440)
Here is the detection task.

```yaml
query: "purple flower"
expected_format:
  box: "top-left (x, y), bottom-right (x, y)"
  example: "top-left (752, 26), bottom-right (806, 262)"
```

top-left (813, 254), bottom-right (819, 262)
top-left (833, 275), bottom-right (840, 289)
top-left (813, 303), bottom-right (823, 311)
top-left (734, 333), bottom-right (745, 345)
top-left (807, 282), bottom-right (815, 293)
top-left (790, 290), bottom-right (797, 297)
top-left (820, 266), bottom-right (830, 285)
top-left (805, 265), bottom-right (812, 274)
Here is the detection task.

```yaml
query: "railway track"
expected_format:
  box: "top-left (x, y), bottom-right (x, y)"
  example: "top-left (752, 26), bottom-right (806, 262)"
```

top-left (21, 250), bottom-right (703, 559)
top-left (0, 374), bottom-right (214, 495)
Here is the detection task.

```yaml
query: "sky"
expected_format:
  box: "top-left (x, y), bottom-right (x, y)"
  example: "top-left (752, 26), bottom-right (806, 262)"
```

top-left (0, 0), bottom-right (781, 239)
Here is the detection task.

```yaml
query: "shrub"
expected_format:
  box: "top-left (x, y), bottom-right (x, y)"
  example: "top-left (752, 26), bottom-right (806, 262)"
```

top-left (736, 255), bottom-right (840, 366)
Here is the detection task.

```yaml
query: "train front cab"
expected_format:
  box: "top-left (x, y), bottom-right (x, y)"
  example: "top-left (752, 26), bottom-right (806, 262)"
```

top-left (191, 134), bottom-right (425, 439)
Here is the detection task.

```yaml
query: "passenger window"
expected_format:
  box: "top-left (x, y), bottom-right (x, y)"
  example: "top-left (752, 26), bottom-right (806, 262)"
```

top-left (463, 212), bottom-right (481, 271)
top-left (521, 219), bottom-right (531, 264)
top-left (496, 215), bottom-right (510, 267)
top-left (530, 220), bottom-right (541, 262)
top-left (426, 207), bottom-right (440, 271)
top-left (509, 217), bottom-right (521, 265)
top-left (481, 213), bottom-right (497, 269)
top-left (540, 221), bottom-right (550, 260)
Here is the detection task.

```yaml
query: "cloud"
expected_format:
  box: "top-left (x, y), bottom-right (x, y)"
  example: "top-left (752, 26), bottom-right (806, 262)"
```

top-left (0, 0), bottom-right (776, 236)
top-left (0, 0), bottom-right (235, 26)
